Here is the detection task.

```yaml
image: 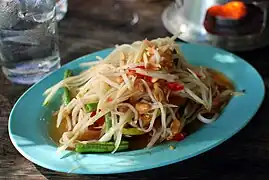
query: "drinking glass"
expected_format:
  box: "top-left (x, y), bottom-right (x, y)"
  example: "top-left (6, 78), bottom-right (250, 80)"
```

top-left (56, 0), bottom-right (68, 21)
top-left (0, 0), bottom-right (61, 84)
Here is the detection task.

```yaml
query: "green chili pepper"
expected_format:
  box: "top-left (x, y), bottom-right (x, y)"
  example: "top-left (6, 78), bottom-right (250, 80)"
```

top-left (63, 69), bottom-right (72, 105)
top-left (85, 103), bottom-right (98, 112)
top-left (105, 113), bottom-right (112, 132)
top-left (156, 109), bottom-right (161, 117)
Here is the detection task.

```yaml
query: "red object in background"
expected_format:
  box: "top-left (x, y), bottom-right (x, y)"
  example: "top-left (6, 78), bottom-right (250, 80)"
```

top-left (204, 1), bottom-right (264, 36)
top-left (207, 1), bottom-right (247, 20)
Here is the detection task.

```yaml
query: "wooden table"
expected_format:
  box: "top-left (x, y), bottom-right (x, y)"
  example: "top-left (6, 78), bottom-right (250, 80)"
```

top-left (1, 0), bottom-right (269, 179)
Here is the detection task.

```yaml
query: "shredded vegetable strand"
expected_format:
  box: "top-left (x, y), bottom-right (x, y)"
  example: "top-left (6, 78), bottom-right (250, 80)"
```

top-left (66, 115), bottom-right (72, 131)
top-left (141, 109), bottom-right (158, 132)
top-left (141, 79), bottom-right (157, 102)
top-left (117, 103), bottom-right (138, 122)
top-left (147, 128), bottom-right (162, 148)
top-left (158, 102), bottom-right (167, 138)
top-left (43, 35), bottom-right (235, 154)
top-left (56, 105), bottom-right (65, 128)
top-left (99, 110), bottom-right (132, 142)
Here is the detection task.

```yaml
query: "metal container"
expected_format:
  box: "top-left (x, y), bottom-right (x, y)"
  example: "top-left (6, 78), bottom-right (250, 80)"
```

top-left (162, 0), bottom-right (269, 51)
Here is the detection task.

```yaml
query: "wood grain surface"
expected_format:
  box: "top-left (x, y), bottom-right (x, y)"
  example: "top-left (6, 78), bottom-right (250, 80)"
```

top-left (1, 0), bottom-right (269, 179)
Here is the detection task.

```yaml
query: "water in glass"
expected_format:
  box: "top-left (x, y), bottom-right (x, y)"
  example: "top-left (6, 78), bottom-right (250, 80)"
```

top-left (0, 0), bottom-right (61, 84)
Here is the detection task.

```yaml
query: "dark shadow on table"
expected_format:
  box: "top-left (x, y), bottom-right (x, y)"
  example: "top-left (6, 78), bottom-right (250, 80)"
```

top-left (0, 80), bottom-right (30, 104)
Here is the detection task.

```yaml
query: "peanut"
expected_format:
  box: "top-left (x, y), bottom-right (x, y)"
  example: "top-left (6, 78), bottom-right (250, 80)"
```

top-left (135, 102), bottom-right (151, 114)
top-left (141, 114), bottom-right (152, 126)
top-left (134, 79), bottom-right (145, 92)
top-left (116, 76), bottom-right (124, 84)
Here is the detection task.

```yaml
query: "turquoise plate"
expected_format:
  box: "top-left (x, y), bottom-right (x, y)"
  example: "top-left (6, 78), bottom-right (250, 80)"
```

top-left (8, 43), bottom-right (265, 174)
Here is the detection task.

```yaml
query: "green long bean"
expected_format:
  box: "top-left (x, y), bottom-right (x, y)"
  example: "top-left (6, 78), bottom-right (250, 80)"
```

top-left (105, 113), bottom-right (112, 132)
top-left (63, 69), bottom-right (72, 105)
top-left (75, 141), bottom-right (129, 153)
top-left (122, 128), bottom-right (145, 135)
top-left (85, 103), bottom-right (98, 112)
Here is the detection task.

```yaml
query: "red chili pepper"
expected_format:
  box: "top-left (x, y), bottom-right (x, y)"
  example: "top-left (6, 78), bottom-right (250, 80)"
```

top-left (127, 69), bottom-right (136, 76)
top-left (171, 132), bottom-right (186, 141)
top-left (128, 69), bottom-right (153, 84)
top-left (107, 97), bottom-right (113, 102)
top-left (132, 71), bottom-right (152, 82)
top-left (167, 82), bottom-right (184, 91)
top-left (90, 111), bottom-right (96, 117)
top-left (145, 76), bottom-right (152, 82)
top-left (195, 72), bottom-right (202, 78)
top-left (136, 66), bottom-right (146, 69)
top-left (135, 73), bottom-right (144, 79)
top-left (137, 73), bottom-right (152, 82)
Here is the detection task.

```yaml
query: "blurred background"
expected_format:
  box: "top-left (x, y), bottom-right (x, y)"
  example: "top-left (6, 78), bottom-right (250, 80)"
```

top-left (58, 0), bottom-right (171, 64)
top-left (2, 0), bottom-right (268, 84)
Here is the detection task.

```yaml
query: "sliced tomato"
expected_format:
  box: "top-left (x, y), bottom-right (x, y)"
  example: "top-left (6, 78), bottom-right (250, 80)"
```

top-left (88, 111), bottom-right (105, 128)
top-left (171, 132), bottom-right (186, 141)
top-left (95, 116), bottom-right (105, 126)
